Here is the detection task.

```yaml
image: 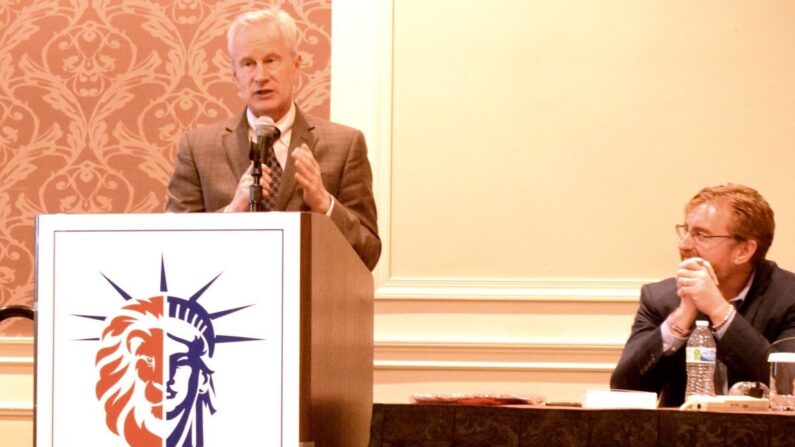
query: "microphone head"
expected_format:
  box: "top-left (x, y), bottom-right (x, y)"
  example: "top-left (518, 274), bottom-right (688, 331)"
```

top-left (255, 115), bottom-right (279, 138)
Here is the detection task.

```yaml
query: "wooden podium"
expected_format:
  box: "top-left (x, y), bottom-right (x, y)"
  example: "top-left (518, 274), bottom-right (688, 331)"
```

top-left (297, 213), bottom-right (374, 447)
top-left (35, 212), bottom-right (373, 447)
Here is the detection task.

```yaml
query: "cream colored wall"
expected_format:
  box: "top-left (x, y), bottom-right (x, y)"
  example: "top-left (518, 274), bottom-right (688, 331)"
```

top-left (332, 0), bottom-right (795, 404)
top-left (390, 0), bottom-right (795, 278)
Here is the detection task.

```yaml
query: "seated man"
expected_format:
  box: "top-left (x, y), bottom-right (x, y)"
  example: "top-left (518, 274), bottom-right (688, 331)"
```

top-left (611, 184), bottom-right (795, 406)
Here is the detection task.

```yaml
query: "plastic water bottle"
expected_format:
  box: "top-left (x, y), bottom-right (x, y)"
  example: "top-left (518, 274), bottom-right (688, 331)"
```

top-left (685, 320), bottom-right (716, 398)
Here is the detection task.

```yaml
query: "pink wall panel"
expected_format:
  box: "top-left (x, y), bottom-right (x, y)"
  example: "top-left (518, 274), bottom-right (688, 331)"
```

top-left (0, 0), bottom-right (331, 335)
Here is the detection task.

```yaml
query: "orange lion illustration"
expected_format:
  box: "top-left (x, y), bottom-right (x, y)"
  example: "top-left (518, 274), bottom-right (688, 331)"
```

top-left (95, 296), bottom-right (164, 447)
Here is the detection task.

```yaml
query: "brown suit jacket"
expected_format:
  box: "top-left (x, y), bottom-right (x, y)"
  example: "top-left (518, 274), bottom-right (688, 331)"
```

top-left (166, 107), bottom-right (381, 270)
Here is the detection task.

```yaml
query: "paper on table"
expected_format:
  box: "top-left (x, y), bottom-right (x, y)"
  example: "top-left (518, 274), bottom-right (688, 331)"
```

top-left (411, 393), bottom-right (545, 406)
top-left (582, 389), bottom-right (658, 409)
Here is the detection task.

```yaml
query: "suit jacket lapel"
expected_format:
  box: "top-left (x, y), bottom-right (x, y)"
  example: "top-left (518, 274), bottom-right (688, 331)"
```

top-left (276, 107), bottom-right (317, 210)
top-left (224, 111), bottom-right (251, 179)
top-left (739, 260), bottom-right (775, 322)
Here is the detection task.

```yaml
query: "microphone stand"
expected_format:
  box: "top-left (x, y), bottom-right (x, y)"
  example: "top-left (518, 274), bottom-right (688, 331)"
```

top-left (248, 140), bottom-right (263, 212)
top-left (249, 119), bottom-right (282, 212)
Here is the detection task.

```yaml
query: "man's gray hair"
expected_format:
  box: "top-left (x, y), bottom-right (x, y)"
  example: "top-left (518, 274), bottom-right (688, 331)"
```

top-left (227, 9), bottom-right (299, 58)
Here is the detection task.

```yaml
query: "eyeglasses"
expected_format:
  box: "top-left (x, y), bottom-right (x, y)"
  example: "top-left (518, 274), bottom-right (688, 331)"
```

top-left (675, 224), bottom-right (738, 246)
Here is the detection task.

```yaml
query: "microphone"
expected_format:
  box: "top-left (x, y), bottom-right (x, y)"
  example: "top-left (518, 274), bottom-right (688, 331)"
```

top-left (248, 116), bottom-right (280, 212)
top-left (253, 115), bottom-right (281, 163)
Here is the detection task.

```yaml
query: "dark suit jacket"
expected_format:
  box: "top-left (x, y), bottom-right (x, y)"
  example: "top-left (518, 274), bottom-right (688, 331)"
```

top-left (611, 260), bottom-right (795, 407)
top-left (165, 107), bottom-right (381, 270)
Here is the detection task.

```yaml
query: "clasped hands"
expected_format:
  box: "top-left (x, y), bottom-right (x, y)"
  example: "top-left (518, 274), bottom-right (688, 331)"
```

top-left (224, 143), bottom-right (331, 213)
top-left (673, 257), bottom-right (733, 328)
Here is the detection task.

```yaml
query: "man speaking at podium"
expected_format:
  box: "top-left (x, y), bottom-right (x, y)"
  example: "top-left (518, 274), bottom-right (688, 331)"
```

top-left (166, 8), bottom-right (381, 270)
top-left (611, 184), bottom-right (795, 406)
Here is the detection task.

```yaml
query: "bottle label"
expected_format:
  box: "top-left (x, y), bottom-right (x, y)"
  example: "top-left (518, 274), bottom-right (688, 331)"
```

top-left (686, 346), bottom-right (716, 363)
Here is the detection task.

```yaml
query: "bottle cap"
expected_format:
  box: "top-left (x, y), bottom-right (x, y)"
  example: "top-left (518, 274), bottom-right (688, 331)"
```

top-left (695, 320), bottom-right (709, 327)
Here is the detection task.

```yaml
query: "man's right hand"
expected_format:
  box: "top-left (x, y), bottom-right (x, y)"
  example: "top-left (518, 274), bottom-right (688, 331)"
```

top-left (224, 163), bottom-right (272, 212)
top-left (677, 257), bottom-right (726, 322)
top-left (668, 257), bottom-right (722, 333)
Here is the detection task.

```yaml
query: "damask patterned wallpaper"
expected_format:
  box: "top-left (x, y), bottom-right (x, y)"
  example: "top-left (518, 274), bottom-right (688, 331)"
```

top-left (0, 0), bottom-right (331, 335)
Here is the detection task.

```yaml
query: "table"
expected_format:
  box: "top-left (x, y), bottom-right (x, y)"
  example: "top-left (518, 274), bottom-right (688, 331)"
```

top-left (369, 403), bottom-right (795, 447)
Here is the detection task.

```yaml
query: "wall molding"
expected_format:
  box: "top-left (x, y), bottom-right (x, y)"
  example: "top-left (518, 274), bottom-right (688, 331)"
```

top-left (0, 402), bottom-right (33, 418)
top-left (0, 337), bottom-right (34, 364)
top-left (374, 360), bottom-right (615, 373)
top-left (374, 339), bottom-right (622, 373)
top-left (375, 277), bottom-right (650, 302)
top-left (375, 339), bottom-right (625, 350)
top-left (0, 357), bottom-right (32, 367)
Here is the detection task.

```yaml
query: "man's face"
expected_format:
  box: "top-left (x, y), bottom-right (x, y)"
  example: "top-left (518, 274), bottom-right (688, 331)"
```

top-left (678, 201), bottom-right (744, 281)
top-left (230, 24), bottom-right (300, 121)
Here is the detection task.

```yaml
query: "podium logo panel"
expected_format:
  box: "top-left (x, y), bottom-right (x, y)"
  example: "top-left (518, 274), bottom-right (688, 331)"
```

top-left (42, 226), bottom-right (294, 447)
top-left (87, 262), bottom-right (260, 447)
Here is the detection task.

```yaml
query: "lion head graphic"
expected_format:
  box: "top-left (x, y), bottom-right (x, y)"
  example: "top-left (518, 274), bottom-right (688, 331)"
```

top-left (95, 296), bottom-right (165, 447)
